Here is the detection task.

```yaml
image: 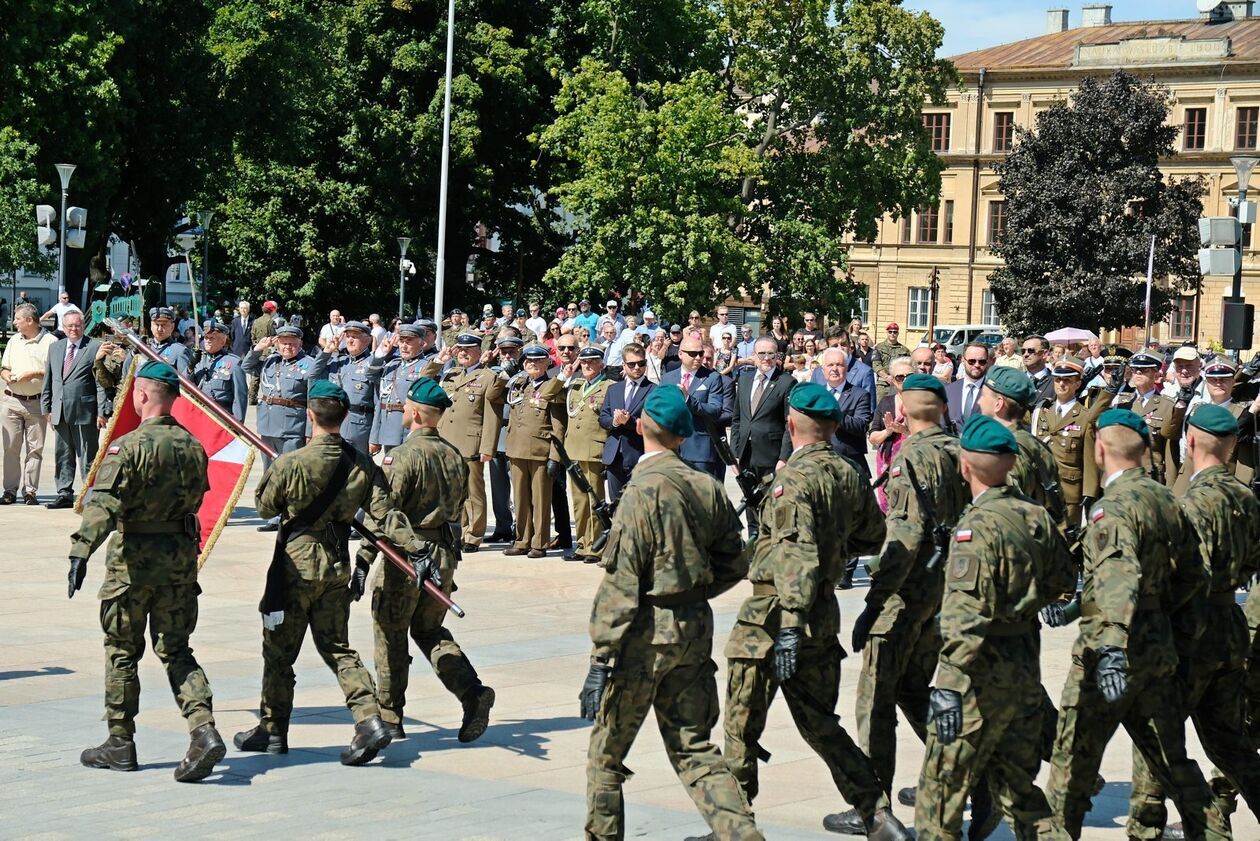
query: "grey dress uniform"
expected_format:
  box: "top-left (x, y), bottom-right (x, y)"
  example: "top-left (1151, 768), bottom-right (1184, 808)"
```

top-left (192, 349), bottom-right (247, 422)
top-left (242, 327), bottom-right (328, 467)
top-left (370, 324), bottom-right (436, 453)
top-left (320, 339), bottom-right (385, 453)
top-left (96, 335), bottom-right (194, 391)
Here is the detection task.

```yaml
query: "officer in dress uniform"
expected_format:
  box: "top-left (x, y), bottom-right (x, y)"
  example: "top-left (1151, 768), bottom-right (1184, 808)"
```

top-left (1031, 359), bottom-right (1107, 530)
top-left (191, 320), bottom-right (247, 421)
top-left (318, 320), bottom-right (384, 454)
top-left (1094, 353), bottom-right (1181, 486)
top-left (504, 345), bottom-right (565, 558)
top-left (486, 334), bottom-right (524, 544)
top-left (370, 322), bottom-right (435, 455)
top-left (564, 346), bottom-right (612, 563)
top-left (95, 307), bottom-right (195, 390)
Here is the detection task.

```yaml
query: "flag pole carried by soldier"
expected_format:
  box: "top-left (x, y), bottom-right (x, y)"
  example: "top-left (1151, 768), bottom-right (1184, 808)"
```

top-left (68, 361), bottom-right (226, 783)
top-left (95, 306), bottom-right (195, 392)
top-left (579, 384), bottom-right (762, 841)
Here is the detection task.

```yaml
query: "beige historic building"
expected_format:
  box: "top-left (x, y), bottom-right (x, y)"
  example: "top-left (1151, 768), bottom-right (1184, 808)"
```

top-left (849, 2), bottom-right (1260, 351)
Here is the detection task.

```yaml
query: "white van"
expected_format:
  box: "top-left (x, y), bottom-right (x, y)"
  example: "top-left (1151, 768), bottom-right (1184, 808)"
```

top-left (918, 324), bottom-right (1003, 359)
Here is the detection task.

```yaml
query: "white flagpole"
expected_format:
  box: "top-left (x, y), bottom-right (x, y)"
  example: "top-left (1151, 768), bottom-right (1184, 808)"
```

top-left (432, 0), bottom-right (455, 327)
top-left (1142, 234), bottom-right (1155, 346)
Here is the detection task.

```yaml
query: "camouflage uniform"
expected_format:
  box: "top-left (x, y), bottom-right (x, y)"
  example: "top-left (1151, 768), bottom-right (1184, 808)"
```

top-left (69, 416), bottom-right (215, 737)
top-left (1045, 468), bottom-right (1229, 840)
top-left (1010, 428), bottom-right (1068, 536)
top-left (871, 339), bottom-right (910, 404)
top-left (563, 373), bottom-right (612, 557)
top-left (1128, 465), bottom-right (1260, 837)
top-left (585, 449), bottom-right (760, 841)
top-left (191, 348), bottom-right (247, 421)
top-left (247, 312), bottom-right (276, 404)
top-left (437, 364), bottom-right (506, 547)
top-left (95, 336), bottom-right (193, 388)
top-left (723, 441), bottom-right (888, 811)
top-left (252, 434), bottom-right (423, 735)
top-left (359, 427), bottom-right (482, 726)
top-left (914, 486), bottom-right (1074, 841)
top-left (857, 425), bottom-right (967, 794)
top-left (1248, 591), bottom-right (1260, 739)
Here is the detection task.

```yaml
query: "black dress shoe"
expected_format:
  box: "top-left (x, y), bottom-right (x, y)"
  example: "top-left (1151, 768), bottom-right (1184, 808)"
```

top-left (582, 555), bottom-right (602, 565)
top-left (0, 491), bottom-right (15, 505)
top-left (868, 808), bottom-right (911, 841)
top-left (821, 807), bottom-right (865, 835)
top-left (382, 722), bottom-right (406, 742)
top-left (46, 494), bottom-right (74, 510)
top-left (563, 548), bottom-right (579, 561)
top-left (341, 715), bottom-right (392, 766)
top-left (836, 572), bottom-right (854, 590)
top-left (461, 543), bottom-right (479, 554)
top-left (257, 521), bottom-right (279, 533)
top-left (458, 685), bottom-right (495, 743)
top-left (81, 735), bottom-right (138, 771)
top-left (897, 786), bottom-right (916, 807)
top-left (486, 531), bottom-right (513, 543)
top-left (173, 724), bottom-right (226, 782)
top-left (23, 492), bottom-right (38, 505)
top-left (233, 725), bottom-right (288, 754)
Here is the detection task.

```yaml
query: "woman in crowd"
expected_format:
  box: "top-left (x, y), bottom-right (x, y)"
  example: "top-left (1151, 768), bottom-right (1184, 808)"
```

top-left (868, 355), bottom-right (913, 512)
top-left (714, 332), bottom-right (737, 377)
top-left (770, 315), bottom-right (791, 355)
top-left (646, 331), bottom-right (669, 383)
top-left (544, 320), bottom-right (564, 363)
top-left (931, 343), bottom-right (955, 384)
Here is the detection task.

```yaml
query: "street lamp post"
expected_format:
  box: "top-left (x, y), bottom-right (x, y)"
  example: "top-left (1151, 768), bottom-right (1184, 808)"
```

top-left (55, 164), bottom-right (76, 297)
top-left (432, 0), bottom-right (455, 326)
top-left (1228, 155), bottom-right (1259, 357)
top-left (398, 237), bottom-right (412, 319)
top-left (199, 209), bottom-right (215, 311)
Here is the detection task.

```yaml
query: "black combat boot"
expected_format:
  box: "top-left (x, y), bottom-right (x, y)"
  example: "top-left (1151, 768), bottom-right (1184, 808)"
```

top-left (381, 721), bottom-right (407, 742)
top-left (821, 808), bottom-right (865, 835)
top-left (967, 779), bottom-right (1000, 840)
top-left (458, 685), bottom-right (496, 743)
top-left (897, 786), bottom-right (916, 807)
top-left (866, 809), bottom-right (911, 841)
top-left (81, 735), bottom-right (138, 771)
top-left (173, 724), bottom-right (227, 782)
top-left (341, 715), bottom-right (392, 766)
top-left (233, 724), bottom-right (288, 754)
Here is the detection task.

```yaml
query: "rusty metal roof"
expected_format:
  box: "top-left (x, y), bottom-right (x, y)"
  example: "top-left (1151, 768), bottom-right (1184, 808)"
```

top-left (948, 17), bottom-right (1260, 72)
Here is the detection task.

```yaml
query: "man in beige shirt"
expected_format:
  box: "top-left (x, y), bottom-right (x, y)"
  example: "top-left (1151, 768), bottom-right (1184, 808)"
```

top-left (992, 336), bottom-right (1026, 371)
top-left (1, 302), bottom-right (55, 504)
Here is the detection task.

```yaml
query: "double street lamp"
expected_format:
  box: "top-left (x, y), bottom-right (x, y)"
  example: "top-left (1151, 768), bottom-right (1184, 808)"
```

top-left (1228, 155), bottom-right (1257, 355)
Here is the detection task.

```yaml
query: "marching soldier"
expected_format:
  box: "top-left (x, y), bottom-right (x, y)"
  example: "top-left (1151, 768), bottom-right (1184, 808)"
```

top-left (1171, 358), bottom-right (1255, 493)
top-left (234, 380), bottom-right (431, 766)
top-left (1031, 359), bottom-right (1106, 529)
top-left (95, 306), bottom-right (195, 389)
top-left (191, 320), bottom-right (247, 422)
top-left (504, 345), bottom-right (565, 558)
top-left (317, 320), bottom-right (384, 454)
top-left (721, 383), bottom-right (910, 841)
top-left (370, 322), bottom-right (436, 455)
top-left (68, 361), bottom-right (225, 782)
top-left (579, 385), bottom-right (761, 841)
top-left (564, 347), bottom-right (612, 563)
top-left (436, 334), bottom-right (507, 553)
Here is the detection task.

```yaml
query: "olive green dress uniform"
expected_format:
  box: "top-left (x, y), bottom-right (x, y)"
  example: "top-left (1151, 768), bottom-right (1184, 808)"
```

top-left (436, 362), bottom-right (506, 548)
top-left (252, 435), bottom-right (424, 736)
top-left (505, 374), bottom-right (566, 552)
top-left (69, 416), bottom-right (216, 739)
top-left (247, 311), bottom-right (276, 403)
top-left (1106, 389), bottom-right (1180, 485)
top-left (564, 373), bottom-right (612, 558)
top-left (723, 441), bottom-right (890, 813)
top-left (359, 427), bottom-right (483, 727)
top-left (585, 449), bottom-right (760, 841)
top-left (1031, 398), bottom-right (1106, 529)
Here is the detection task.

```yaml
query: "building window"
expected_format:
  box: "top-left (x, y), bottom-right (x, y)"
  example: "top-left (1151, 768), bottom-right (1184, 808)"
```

top-left (981, 290), bottom-right (1000, 325)
top-left (1169, 296), bottom-right (1195, 340)
top-left (943, 200), bottom-right (955, 244)
top-left (987, 200), bottom-right (1007, 245)
top-left (917, 205), bottom-right (939, 243)
top-left (901, 214), bottom-right (913, 243)
top-left (923, 113), bottom-right (951, 153)
top-left (1183, 108), bottom-right (1207, 151)
top-left (852, 296), bottom-right (869, 324)
top-left (993, 112), bottom-right (1015, 153)
top-left (908, 287), bottom-right (930, 329)
top-left (1236, 107), bottom-right (1258, 150)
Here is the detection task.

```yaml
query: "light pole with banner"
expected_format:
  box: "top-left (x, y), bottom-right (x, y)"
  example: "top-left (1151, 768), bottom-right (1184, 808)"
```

top-left (398, 236), bottom-right (412, 319)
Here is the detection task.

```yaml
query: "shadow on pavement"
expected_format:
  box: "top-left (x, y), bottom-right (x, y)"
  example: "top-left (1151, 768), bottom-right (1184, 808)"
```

top-left (378, 714), bottom-right (593, 766)
top-left (0, 666), bottom-right (74, 681)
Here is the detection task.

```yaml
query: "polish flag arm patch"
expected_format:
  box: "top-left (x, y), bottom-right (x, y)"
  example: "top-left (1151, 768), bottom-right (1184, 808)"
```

top-left (1091, 508), bottom-right (1105, 522)
top-left (107, 445), bottom-right (120, 455)
top-left (955, 529), bottom-right (973, 543)
top-left (890, 466), bottom-right (901, 478)
top-left (382, 456), bottom-right (393, 466)
top-left (773, 485), bottom-right (783, 498)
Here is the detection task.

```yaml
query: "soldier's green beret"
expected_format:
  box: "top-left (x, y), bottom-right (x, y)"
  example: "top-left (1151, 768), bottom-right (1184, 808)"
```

top-left (788, 382), bottom-right (841, 421)
top-left (309, 379), bottom-right (349, 406)
top-left (983, 366), bottom-right (1035, 407)
top-left (960, 414), bottom-right (1018, 455)
top-left (137, 360), bottom-right (180, 388)
top-left (1097, 408), bottom-right (1150, 445)
top-left (1187, 403), bottom-right (1238, 436)
top-left (644, 384), bottom-right (694, 438)
top-left (407, 376), bottom-right (452, 410)
top-left (901, 373), bottom-right (947, 403)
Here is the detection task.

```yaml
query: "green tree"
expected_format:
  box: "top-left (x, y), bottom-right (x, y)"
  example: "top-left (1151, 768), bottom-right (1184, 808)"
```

top-left (988, 71), bottom-right (1204, 335)
top-left (0, 129), bottom-right (50, 277)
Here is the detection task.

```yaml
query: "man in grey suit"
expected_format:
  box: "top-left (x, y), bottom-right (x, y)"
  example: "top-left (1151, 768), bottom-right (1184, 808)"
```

top-left (41, 309), bottom-right (106, 509)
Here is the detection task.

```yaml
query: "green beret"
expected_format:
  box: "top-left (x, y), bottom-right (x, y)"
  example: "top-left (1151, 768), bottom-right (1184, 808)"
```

top-left (407, 376), bottom-right (452, 410)
top-left (309, 379), bottom-right (349, 406)
top-left (983, 366), bottom-right (1036, 408)
top-left (644, 384), bottom-right (694, 438)
top-left (960, 414), bottom-right (1018, 455)
top-left (901, 373), bottom-right (947, 403)
top-left (136, 360), bottom-right (179, 388)
top-left (1187, 403), bottom-right (1238, 436)
top-left (1097, 408), bottom-right (1150, 445)
top-left (788, 382), bottom-right (841, 422)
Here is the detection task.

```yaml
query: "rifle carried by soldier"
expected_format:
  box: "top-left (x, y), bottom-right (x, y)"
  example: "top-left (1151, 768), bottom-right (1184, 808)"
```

top-left (550, 434), bottom-right (615, 553)
top-left (902, 460), bottom-right (951, 572)
top-left (703, 417), bottom-right (767, 517)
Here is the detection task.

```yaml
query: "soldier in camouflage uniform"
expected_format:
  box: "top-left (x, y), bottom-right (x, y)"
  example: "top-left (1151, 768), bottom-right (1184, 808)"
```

top-left (720, 383), bottom-right (910, 841)
top-left (358, 377), bottom-right (496, 744)
top-left (564, 347), bottom-right (612, 562)
top-left (370, 322), bottom-right (436, 455)
top-left (579, 384), bottom-right (761, 841)
top-left (234, 380), bottom-right (430, 766)
top-left (1044, 409), bottom-right (1229, 840)
top-left (191, 320), bottom-right (247, 421)
top-left (1125, 404), bottom-right (1260, 839)
top-left (871, 323), bottom-right (910, 405)
top-left (317, 320), bottom-right (385, 454)
top-left (247, 301), bottom-right (278, 404)
top-left (95, 306), bottom-right (195, 390)
top-left (68, 361), bottom-right (225, 783)
top-left (914, 414), bottom-right (1074, 841)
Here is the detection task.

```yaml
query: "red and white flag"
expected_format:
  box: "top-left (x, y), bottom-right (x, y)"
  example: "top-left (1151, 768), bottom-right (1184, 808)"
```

top-left (77, 358), bottom-right (255, 568)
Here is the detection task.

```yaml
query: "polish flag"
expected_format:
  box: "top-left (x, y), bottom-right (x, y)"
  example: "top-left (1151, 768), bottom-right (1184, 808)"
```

top-left (77, 358), bottom-right (255, 569)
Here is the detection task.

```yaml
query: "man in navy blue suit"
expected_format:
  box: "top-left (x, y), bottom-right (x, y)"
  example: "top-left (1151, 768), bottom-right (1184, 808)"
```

top-left (598, 343), bottom-right (655, 501)
top-left (658, 335), bottom-right (731, 479)
top-left (945, 342), bottom-right (991, 433)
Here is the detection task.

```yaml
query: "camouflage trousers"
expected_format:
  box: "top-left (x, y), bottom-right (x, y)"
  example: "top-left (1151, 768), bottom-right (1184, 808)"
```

top-left (100, 582), bottom-right (215, 737)
top-left (1128, 656), bottom-right (1260, 839)
top-left (855, 614), bottom-right (941, 792)
top-left (372, 559), bottom-right (480, 725)
top-left (572, 460), bottom-right (606, 557)
top-left (509, 458), bottom-right (551, 552)
top-left (586, 635), bottom-right (762, 841)
top-left (724, 641), bottom-right (888, 816)
top-left (1045, 653), bottom-right (1230, 840)
top-left (259, 571), bottom-right (379, 734)
top-left (915, 675), bottom-right (1065, 841)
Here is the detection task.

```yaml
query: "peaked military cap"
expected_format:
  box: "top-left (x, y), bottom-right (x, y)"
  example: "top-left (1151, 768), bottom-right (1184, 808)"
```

top-left (414, 318), bottom-right (438, 332)
top-left (149, 306), bottom-right (176, 322)
top-left (395, 323), bottom-right (425, 338)
top-left (342, 320), bottom-right (370, 334)
top-left (1051, 359), bottom-right (1084, 378)
top-left (960, 414), bottom-right (1018, 455)
top-left (1097, 408), bottom-right (1150, 445)
top-left (901, 373), bottom-right (947, 403)
top-left (275, 325), bottom-right (303, 339)
top-left (309, 379), bottom-right (349, 406)
top-left (578, 346), bottom-right (604, 360)
top-left (1204, 359), bottom-right (1237, 377)
top-left (788, 382), bottom-right (841, 421)
top-left (455, 333), bottom-right (482, 347)
top-left (1128, 352), bottom-right (1160, 369)
top-left (137, 360), bottom-right (180, 388)
top-left (983, 366), bottom-right (1036, 407)
top-left (203, 319), bottom-right (229, 335)
top-left (644, 384), bottom-right (694, 438)
top-left (407, 376), bottom-right (452, 409)
top-left (495, 335), bottom-right (524, 348)
top-left (522, 344), bottom-right (550, 359)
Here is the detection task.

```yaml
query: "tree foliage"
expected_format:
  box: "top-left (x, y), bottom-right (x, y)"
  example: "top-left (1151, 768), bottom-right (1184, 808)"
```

top-left (0, 128), bottom-right (50, 276)
top-left (988, 71), bottom-right (1204, 335)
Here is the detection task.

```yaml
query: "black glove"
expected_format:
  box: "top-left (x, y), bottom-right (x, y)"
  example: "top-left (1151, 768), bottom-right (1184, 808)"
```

top-left (579, 663), bottom-right (612, 720)
top-left (850, 602), bottom-right (880, 652)
top-left (67, 557), bottom-right (87, 599)
top-left (349, 561), bottom-right (370, 601)
top-left (1040, 601), bottom-right (1068, 628)
top-left (1105, 374), bottom-right (1123, 395)
top-left (410, 551), bottom-right (443, 591)
top-left (929, 687), bottom-right (963, 745)
top-left (546, 459), bottom-right (564, 481)
top-left (1176, 384), bottom-right (1195, 405)
top-left (773, 626), bottom-right (803, 683)
top-left (1095, 646), bottom-right (1128, 704)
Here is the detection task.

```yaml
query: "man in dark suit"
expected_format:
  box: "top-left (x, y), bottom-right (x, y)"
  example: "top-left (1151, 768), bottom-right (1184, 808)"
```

top-left (658, 335), bottom-right (731, 479)
top-left (229, 301), bottom-right (254, 357)
top-left (1023, 335), bottom-right (1054, 405)
top-left (41, 309), bottom-right (105, 509)
top-left (812, 331), bottom-right (875, 407)
top-left (730, 336), bottom-right (795, 536)
top-left (599, 342), bottom-right (655, 501)
top-left (945, 342), bottom-right (992, 433)
top-left (818, 346), bottom-right (877, 590)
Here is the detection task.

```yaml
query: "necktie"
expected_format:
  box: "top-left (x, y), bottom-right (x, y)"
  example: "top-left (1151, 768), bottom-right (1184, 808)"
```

top-left (750, 375), bottom-right (765, 414)
top-left (63, 342), bottom-right (76, 377)
top-left (963, 383), bottom-right (976, 417)
top-left (833, 387), bottom-right (842, 402)
top-left (682, 372), bottom-right (692, 392)
top-left (625, 381), bottom-right (636, 408)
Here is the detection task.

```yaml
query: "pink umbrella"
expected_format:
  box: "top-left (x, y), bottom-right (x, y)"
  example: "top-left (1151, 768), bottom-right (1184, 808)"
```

top-left (1045, 327), bottom-right (1099, 344)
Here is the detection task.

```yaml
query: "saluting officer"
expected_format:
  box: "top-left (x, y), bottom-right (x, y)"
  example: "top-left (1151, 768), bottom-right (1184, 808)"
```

top-left (191, 319), bottom-right (247, 421)
top-left (1031, 359), bottom-right (1106, 529)
top-left (96, 306), bottom-right (195, 389)
top-left (504, 345), bottom-right (565, 558)
top-left (318, 320), bottom-right (384, 454)
top-left (563, 346), bottom-right (612, 563)
top-left (1101, 353), bottom-right (1181, 486)
top-left (370, 322), bottom-right (436, 455)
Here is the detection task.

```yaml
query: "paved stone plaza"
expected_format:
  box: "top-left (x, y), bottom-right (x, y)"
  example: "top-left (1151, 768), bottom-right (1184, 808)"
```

top-left (1, 419), bottom-right (1255, 840)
